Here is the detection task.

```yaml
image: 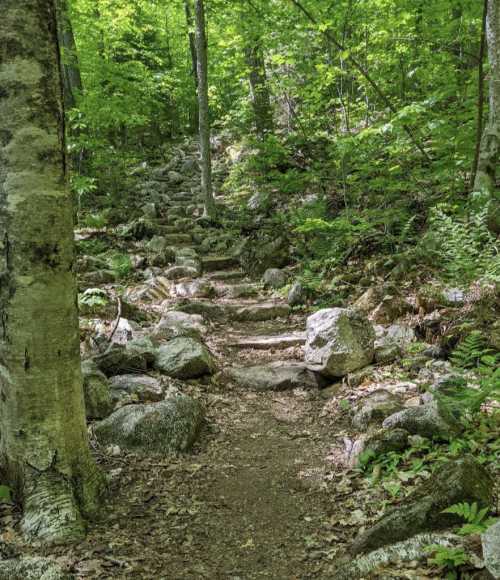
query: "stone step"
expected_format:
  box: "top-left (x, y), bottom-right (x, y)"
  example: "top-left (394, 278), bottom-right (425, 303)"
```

top-left (227, 332), bottom-right (306, 350)
top-left (163, 234), bottom-right (193, 246)
top-left (174, 300), bottom-right (290, 322)
top-left (232, 302), bottom-right (291, 322)
top-left (207, 270), bottom-right (246, 281)
top-left (224, 362), bottom-right (323, 391)
top-left (215, 283), bottom-right (260, 299)
top-left (201, 255), bottom-right (239, 272)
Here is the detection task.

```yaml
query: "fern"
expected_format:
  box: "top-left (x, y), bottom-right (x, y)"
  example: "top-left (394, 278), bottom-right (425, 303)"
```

top-left (442, 502), bottom-right (497, 535)
top-left (428, 203), bottom-right (500, 285)
top-left (450, 331), bottom-right (493, 369)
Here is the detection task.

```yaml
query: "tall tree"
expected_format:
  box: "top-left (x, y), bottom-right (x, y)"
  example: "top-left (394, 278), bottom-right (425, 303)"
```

top-left (245, 41), bottom-right (273, 137)
top-left (194, 0), bottom-right (216, 218)
top-left (56, 0), bottom-right (83, 110)
top-left (0, 0), bottom-right (103, 544)
top-left (474, 0), bottom-right (500, 196)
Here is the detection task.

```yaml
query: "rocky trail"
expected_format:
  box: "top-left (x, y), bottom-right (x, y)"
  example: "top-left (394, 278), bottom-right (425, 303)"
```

top-left (6, 145), bottom-right (498, 579)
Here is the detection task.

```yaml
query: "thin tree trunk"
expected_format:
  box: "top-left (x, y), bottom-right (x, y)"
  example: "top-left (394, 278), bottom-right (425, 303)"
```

top-left (184, 0), bottom-right (199, 132)
top-left (55, 0), bottom-right (83, 110)
top-left (474, 0), bottom-right (500, 195)
top-left (194, 0), bottom-right (215, 218)
top-left (0, 0), bottom-right (104, 545)
top-left (289, 0), bottom-right (432, 163)
top-left (245, 42), bottom-right (273, 137)
top-left (471, 0), bottom-right (489, 190)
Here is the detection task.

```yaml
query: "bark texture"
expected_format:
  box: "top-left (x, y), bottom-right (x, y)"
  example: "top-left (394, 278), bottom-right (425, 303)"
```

top-left (0, 0), bottom-right (103, 544)
top-left (55, 0), bottom-right (83, 110)
top-left (475, 0), bottom-right (500, 194)
top-left (194, 0), bottom-right (216, 218)
top-left (245, 43), bottom-right (273, 137)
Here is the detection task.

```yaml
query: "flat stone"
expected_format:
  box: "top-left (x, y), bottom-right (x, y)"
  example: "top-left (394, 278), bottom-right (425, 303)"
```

top-left (227, 332), bottom-right (306, 350)
top-left (175, 300), bottom-right (228, 321)
top-left (202, 255), bottom-right (239, 272)
top-left (153, 311), bottom-right (207, 340)
top-left (109, 374), bottom-right (164, 403)
top-left (352, 389), bottom-right (403, 431)
top-left (226, 362), bottom-right (322, 391)
top-left (217, 283), bottom-right (260, 299)
top-left (207, 270), bottom-right (246, 281)
top-left (232, 303), bottom-right (291, 322)
top-left (164, 265), bottom-right (200, 280)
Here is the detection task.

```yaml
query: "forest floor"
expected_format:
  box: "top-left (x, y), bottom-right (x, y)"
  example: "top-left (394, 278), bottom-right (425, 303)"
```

top-left (3, 144), bottom-right (496, 580)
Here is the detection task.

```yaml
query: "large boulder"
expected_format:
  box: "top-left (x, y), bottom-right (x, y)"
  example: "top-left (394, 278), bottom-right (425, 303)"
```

top-left (81, 361), bottom-right (113, 420)
top-left (351, 456), bottom-right (494, 555)
top-left (153, 311), bottom-right (207, 340)
top-left (305, 308), bottom-right (375, 377)
top-left (288, 281), bottom-right (307, 306)
top-left (225, 362), bottom-right (323, 391)
top-left (94, 392), bottom-right (204, 454)
top-left (155, 338), bottom-right (216, 379)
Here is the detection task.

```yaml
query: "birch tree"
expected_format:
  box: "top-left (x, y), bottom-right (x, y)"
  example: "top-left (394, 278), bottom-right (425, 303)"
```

top-left (0, 0), bottom-right (103, 544)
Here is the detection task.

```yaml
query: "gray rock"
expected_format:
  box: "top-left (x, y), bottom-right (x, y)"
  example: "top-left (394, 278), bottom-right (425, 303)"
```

top-left (146, 236), bottom-right (176, 267)
top-left (375, 324), bottom-right (416, 349)
top-left (348, 366), bottom-right (375, 388)
top-left (155, 338), bottom-right (216, 379)
top-left (164, 265), bottom-right (200, 280)
top-left (0, 557), bottom-right (70, 580)
top-left (233, 303), bottom-right (291, 322)
top-left (174, 280), bottom-right (214, 299)
top-left (442, 287), bottom-right (466, 306)
top-left (153, 311), bottom-right (207, 340)
top-left (94, 393), bottom-right (204, 454)
top-left (263, 268), bottom-right (287, 289)
top-left (482, 520), bottom-right (500, 579)
top-left (81, 361), bottom-right (113, 420)
top-left (288, 281), bottom-right (306, 306)
top-left (175, 300), bottom-right (227, 321)
top-left (348, 429), bottom-right (409, 467)
top-left (352, 456), bottom-right (494, 554)
top-left (92, 339), bottom-right (155, 377)
top-left (305, 308), bottom-right (375, 378)
top-left (141, 202), bottom-right (157, 219)
top-left (382, 399), bottom-right (462, 440)
top-left (226, 362), bottom-right (323, 391)
top-left (109, 374), bottom-right (164, 403)
top-left (352, 390), bottom-right (403, 431)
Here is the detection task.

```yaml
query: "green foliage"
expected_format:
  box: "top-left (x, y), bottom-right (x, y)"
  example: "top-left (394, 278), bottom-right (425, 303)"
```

top-left (0, 485), bottom-right (12, 504)
top-left (442, 502), bottom-right (497, 535)
top-left (108, 253), bottom-right (133, 278)
top-left (78, 288), bottom-right (109, 310)
top-left (426, 203), bottom-right (500, 285)
top-left (426, 545), bottom-right (469, 578)
top-left (450, 331), bottom-right (494, 369)
top-left (80, 212), bottom-right (108, 229)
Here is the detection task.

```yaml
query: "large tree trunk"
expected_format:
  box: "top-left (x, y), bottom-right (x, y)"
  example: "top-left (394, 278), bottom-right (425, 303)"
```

top-left (245, 42), bottom-right (273, 138)
top-left (194, 0), bottom-right (216, 219)
top-left (55, 0), bottom-right (83, 110)
top-left (0, 0), bottom-right (103, 545)
top-left (184, 0), bottom-right (200, 132)
top-left (474, 0), bottom-right (500, 195)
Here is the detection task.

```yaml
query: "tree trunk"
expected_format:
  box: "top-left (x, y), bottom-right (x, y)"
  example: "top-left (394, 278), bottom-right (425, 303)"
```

top-left (0, 0), bottom-right (104, 545)
top-left (55, 0), bottom-right (83, 110)
top-left (245, 42), bottom-right (273, 137)
top-left (474, 0), bottom-right (500, 196)
top-left (194, 0), bottom-right (216, 219)
top-left (184, 0), bottom-right (199, 132)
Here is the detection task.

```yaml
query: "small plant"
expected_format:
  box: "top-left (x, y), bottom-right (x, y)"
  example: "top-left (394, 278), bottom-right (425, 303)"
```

top-left (442, 502), bottom-right (497, 535)
top-left (0, 485), bottom-right (12, 503)
top-left (108, 253), bottom-right (133, 278)
top-left (78, 288), bottom-right (109, 310)
top-left (426, 544), bottom-right (469, 579)
top-left (81, 212), bottom-right (108, 229)
top-left (450, 331), bottom-right (494, 369)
